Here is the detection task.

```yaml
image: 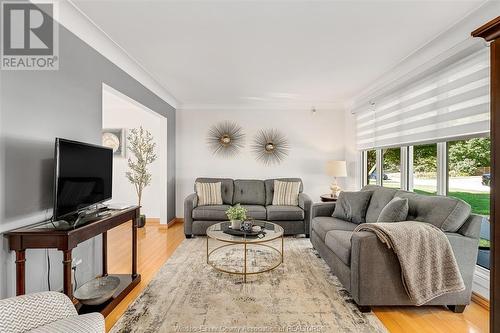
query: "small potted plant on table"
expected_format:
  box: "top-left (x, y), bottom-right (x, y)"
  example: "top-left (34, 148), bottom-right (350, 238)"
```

top-left (225, 204), bottom-right (247, 230)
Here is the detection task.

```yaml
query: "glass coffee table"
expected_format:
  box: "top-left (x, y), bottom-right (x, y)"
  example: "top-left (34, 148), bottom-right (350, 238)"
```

top-left (206, 221), bottom-right (284, 282)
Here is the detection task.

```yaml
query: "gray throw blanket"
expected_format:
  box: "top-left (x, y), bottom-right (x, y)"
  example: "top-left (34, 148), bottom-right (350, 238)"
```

top-left (353, 221), bottom-right (465, 305)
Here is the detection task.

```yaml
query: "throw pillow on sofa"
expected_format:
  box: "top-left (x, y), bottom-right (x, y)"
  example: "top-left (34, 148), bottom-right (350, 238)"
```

top-left (332, 191), bottom-right (373, 224)
top-left (377, 197), bottom-right (409, 222)
top-left (272, 180), bottom-right (301, 206)
top-left (195, 182), bottom-right (223, 206)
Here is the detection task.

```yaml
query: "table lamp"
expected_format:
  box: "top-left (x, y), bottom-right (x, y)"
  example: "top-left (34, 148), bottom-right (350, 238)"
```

top-left (326, 160), bottom-right (347, 199)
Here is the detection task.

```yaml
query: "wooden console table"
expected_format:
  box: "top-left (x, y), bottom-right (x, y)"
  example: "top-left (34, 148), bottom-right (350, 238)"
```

top-left (5, 206), bottom-right (141, 316)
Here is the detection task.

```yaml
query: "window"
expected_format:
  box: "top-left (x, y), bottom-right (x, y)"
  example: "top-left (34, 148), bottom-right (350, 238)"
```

top-left (447, 137), bottom-right (490, 269)
top-left (413, 143), bottom-right (437, 195)
top-left (366, 150), bottom-right (377, 185)
top-left (382, 148), bottom-right (401, 189)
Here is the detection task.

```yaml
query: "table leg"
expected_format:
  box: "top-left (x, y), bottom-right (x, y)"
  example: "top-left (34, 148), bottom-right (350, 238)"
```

top-left (102, 231), bottom-right (108, 276)
top-left (15, 250), bottom-right (26, 296)
top-left (281, 235), bottom-right (284, 263)
top-left (244, 243), bottom-right (247, 283)
top-left (132, 216), bottom-right (138, 278)
top-left (62, 250), bottom-right (73, 299)
top-left (206, 237), bottom-right (209, 264)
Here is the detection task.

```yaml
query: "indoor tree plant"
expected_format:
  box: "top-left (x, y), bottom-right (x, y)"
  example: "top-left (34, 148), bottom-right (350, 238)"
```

top-left (126, 126), bottom-right (157, 228)
top-left (225, 204), bottom-right (247, 230)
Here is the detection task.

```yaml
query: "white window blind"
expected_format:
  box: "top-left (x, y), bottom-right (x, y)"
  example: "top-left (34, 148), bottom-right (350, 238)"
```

top-left (355, 49), bottom-right (490, 150)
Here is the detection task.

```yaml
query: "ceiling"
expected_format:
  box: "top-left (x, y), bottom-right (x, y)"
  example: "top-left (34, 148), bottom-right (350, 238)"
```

top-left (72, 0), bottom-right (486, 108)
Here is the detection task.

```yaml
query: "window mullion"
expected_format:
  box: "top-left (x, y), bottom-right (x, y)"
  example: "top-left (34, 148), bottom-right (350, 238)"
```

top-left (376, 149), bottom-right (383, 186)
top-left (437, 142), bottom-right (447, 196)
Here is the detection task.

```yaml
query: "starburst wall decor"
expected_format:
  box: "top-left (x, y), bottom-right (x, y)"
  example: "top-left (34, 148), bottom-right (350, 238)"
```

top-left (207, 121), bottom-right (245, 158)
top-left (251, 129), bottom-right (290, 166)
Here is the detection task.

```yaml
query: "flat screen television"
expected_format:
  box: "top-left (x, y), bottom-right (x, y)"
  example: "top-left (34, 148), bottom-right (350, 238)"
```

top-left (53, 138), bottom-right (113, 220)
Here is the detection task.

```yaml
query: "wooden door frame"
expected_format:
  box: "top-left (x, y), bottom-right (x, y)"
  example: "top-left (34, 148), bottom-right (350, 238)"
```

top-left (472, 16), bottom-right (500, 333)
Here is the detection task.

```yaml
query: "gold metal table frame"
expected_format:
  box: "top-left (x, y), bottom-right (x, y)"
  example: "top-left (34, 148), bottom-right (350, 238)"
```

top-left (206, 222), bottom-right (284, 283)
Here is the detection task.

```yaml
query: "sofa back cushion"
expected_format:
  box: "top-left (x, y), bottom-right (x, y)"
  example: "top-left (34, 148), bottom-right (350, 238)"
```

top-left (233, 179), bottom-right (266, 205)
top-left (332, 190), bottom-right (374, 224)
top-left (195, 178), bottom-right (234, 205)
top-left (265, 178), bottom-right (303, 205)
top-left (361, 185), bottom-right (398, 222)
top-left (395, 190), bottom-right (471, 232)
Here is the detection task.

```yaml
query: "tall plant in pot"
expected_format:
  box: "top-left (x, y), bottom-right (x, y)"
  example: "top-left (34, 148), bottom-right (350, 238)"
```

top-left (126, 126), bottom-right (157, 228)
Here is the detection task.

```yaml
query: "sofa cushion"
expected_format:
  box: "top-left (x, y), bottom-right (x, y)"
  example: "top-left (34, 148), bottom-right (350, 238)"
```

top-left (333, 191), bottom-right (374, 224)
top-left (395, 190), bottom-right (471, 232)
top-left (265, 178), bottom-right (303, 205)
top-left (362, 185), bottom-right (398, 222)
top-left (272, 180), bottom-right (301, 206)
top-left (241, 205), bottom-right (267, 220)
top-left (267, 205), bottom-right (304, 221)
top-left (377, 197), bottom-right (409, 222)
top-left (192, 205), bottom-right (231, 220)
top-left (195, 182), bottom-right (223, 206)
top-left (233, 180), bottom-right (266, 205)
top-left (311, 216), bottom-right (357, 241)
top-left (195, 178), bottom-right (234, 205)
top-left (325, 230), bottom-right (352, 265)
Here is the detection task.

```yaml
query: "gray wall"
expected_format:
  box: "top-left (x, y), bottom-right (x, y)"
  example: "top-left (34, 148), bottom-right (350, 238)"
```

top-left (0, 13), bottom-right (176, 298)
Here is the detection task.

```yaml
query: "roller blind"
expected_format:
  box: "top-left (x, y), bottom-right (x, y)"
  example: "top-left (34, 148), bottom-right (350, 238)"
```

top-left (355, 49), bottom-right (490, 150)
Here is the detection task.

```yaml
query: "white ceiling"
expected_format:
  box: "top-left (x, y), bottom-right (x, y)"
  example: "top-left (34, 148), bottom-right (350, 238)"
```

top-left (72, 0), bottom-right (486, 108)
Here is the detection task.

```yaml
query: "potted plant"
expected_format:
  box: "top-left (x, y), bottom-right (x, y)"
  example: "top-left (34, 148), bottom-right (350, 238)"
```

top-left (225, 204), bottom-right (247, 230)
top-left (126, 126), bottom-right (157, 228)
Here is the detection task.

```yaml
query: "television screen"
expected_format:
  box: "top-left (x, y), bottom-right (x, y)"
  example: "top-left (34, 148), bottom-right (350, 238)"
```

top-left (53, 138), bottom-right (113, 219)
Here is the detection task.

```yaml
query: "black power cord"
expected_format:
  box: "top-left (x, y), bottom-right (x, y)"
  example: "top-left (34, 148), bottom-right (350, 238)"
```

top-left (73, 266), bottom-right (78, 292)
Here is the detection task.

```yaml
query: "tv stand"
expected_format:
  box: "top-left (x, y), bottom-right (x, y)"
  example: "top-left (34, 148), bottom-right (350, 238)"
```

top-left (5, 206), bottom-right (141, 317)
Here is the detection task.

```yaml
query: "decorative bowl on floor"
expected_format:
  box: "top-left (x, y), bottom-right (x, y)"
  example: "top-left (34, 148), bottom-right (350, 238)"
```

top-left (74, 275), bottom-right (120, 306)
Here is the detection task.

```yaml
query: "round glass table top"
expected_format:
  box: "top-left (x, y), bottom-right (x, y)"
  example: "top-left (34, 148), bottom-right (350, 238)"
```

top-left (206, 221), bottom-right (284, 244)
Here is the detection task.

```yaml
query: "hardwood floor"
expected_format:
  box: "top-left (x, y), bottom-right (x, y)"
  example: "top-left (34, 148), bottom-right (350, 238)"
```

top-left (106, 220), bottom-right (489, 333)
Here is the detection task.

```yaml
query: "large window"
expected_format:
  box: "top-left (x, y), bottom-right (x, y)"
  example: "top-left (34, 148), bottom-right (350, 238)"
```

top-left (447, 137), bottom-right (490, 269)
top-left (366, 150), bottom-right (377, 185)
top-left (413, 144), bottom-right (437, 195)
top-left (382, 148), bottom-right (401, 189)
top-left (361, 137), bottom-right (490, 271)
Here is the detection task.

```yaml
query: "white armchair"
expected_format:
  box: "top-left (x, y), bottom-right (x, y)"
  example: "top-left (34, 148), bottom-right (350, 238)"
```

top-left (0, 291), bottom-right (104, 333)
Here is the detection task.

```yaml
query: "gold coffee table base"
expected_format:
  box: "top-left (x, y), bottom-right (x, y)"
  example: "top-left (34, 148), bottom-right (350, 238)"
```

top-left (206, 236), bottom-right (284, 283)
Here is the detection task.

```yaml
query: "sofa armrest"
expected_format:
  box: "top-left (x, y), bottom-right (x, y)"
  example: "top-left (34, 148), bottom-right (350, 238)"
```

top-left (458, 214), bottom-right (483, 239)
top-left (445, 232), bottom-right (480, 291)
top-left (311, 202), bottom-right (336, 219)
top-left (0, 292), bottom-right (78, 333)
top-left (299, 193), bottom-right (313, 235)
top-left (350, 231), bottom-right (407, 305)
top-left (184, 193), bottom-right (198, 236)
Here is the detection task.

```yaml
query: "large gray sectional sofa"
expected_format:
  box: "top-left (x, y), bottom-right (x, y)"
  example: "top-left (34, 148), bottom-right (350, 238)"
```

top-left (184, 178), bottom-right (312, 237)
top-left (311, 185), bottom-right (482, 312)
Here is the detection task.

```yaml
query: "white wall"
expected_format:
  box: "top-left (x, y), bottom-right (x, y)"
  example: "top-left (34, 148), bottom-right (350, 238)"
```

top-left (176, 107), bottom-right (346, 216)
top-left (102, 88), bottom-right (167, 222)
top-left (344, 108), bottom-right (361, 191)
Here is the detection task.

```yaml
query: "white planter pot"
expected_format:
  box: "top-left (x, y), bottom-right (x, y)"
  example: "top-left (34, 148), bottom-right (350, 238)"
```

top-left (231, 220), bottom-right (242, 230)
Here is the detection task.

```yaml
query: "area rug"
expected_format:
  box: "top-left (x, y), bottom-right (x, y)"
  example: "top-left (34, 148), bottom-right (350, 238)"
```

top-left (111, 237), bottom-right (388, 333)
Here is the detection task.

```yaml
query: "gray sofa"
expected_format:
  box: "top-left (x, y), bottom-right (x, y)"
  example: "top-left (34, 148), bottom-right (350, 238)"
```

top-left (184, 178), bottom-right (312, 237)
top-left (311, 185), bottom-right (482, 312)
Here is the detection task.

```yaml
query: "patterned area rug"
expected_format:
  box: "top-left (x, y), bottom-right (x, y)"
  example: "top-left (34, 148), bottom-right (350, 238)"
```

top-left (111, 237), bottom-right (388, 333)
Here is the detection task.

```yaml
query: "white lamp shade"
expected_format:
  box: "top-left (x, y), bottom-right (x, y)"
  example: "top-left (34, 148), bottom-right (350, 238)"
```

top-left (326, 160), bottom-right (347, 177)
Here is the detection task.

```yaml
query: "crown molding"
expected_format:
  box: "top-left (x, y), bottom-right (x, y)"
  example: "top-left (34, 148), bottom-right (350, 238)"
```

top-left (178, 101), bottom-right (345, 112)
top-left (51, 0), bottom-right (179, 108)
